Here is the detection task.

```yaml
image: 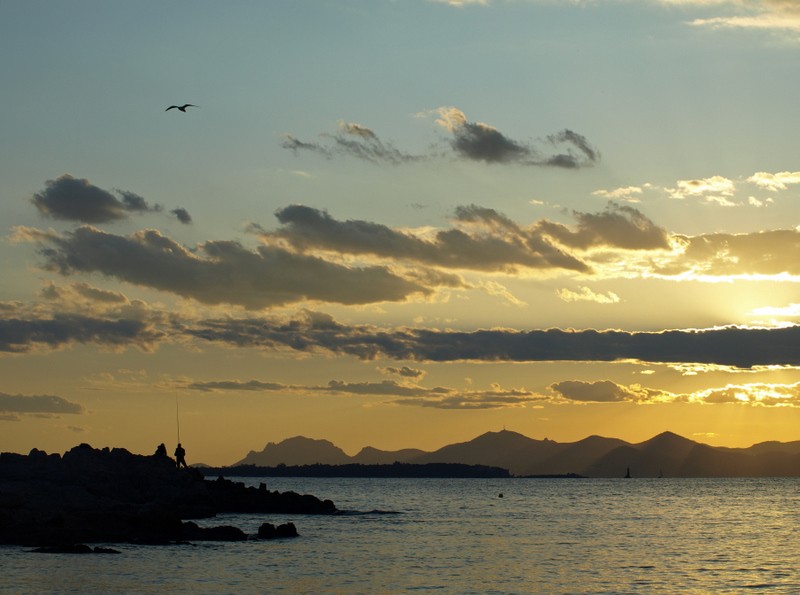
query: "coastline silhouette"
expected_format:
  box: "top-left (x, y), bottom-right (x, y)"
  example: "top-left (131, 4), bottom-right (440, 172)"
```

top-left (233, 430), bottom-right (800, 478)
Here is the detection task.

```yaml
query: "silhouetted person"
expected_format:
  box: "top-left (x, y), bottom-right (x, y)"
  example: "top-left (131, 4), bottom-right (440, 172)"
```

top-left (154, 443), bottom-right (167, 457)
top-left (174, 443), bottom-right (187, 468)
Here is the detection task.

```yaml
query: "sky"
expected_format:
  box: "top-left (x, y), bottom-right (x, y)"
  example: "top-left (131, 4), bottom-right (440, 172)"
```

top-left (2, 0), bottom-right (800, 466)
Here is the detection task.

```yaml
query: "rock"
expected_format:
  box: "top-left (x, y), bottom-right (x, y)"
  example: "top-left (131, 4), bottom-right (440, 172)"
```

top-left (0, 444), bottom-right (337, 546)
top-left (29, 544), bottom-right (121, 554)
top-left (257, 522), bottom-right (299, 540)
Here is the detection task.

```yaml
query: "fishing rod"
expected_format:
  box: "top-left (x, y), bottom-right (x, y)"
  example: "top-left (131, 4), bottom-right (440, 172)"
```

top-left (176, 393), bottom-right (181, 444)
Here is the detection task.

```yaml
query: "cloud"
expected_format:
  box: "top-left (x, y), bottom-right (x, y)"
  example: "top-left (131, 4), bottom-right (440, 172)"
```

top-left (430, 1), bottom-right (800, 36)
top-left (556, 286), bottom-right (620, 304)
top-left (662, 228), bottom-right (800, 277)
top-left (689, 381), bottom-right (800, 406)
top-left (5, 302), bottom-right (800, 369)
top-left (170, 208), bottom-right (192, 224)
top-left (431, 107), bottom-right (599, 168)
top-left (270, 203), bottom-right (590, 273)
top-left (382, 366), bottom-right (427, 379)
top-left (667, 175), bottom-right (736, 201)
top-left (748, 303), bottom-right (800, 318)
top-left (535, 203), bottom-right (671, 250)
top-left (187, 380), bottom-right (289, 392)
top-left (593, 186), bottom-right (644, 203)
top-left (549, 378), bottom-right (800, 407)
top-left (429, 0), bottom-right (490, 6)
top-left (24, 225), bottom-right (432, 309)
top-left (747, 171), bottom-right (800, 191)
top-left (186, 376), bottom-right (446, 399)
top-left (0, 313), bottom-right (162, 353)
top-left (185, 373), bottom-right (800, 409)
top-left (186, 374), bottom-right (540, 409)
top-left (392, 386), bottom-right (542, 409)
top-left (684, 1), bottom-right (800, 34)
top-left (187, 310), bottom-right (800, 368)
top-left (0, 392), bottom-right (84, 415)
top-left (284, 108), bottom-right (599, 169)
top-left (31, 175), bottom-right (163, 223)
top-left (550, 380), bottom-right (671, 403)
top-left (70, 282), bottom-right (128, 304)
top-left (282, 120), bottom-right (419, 165)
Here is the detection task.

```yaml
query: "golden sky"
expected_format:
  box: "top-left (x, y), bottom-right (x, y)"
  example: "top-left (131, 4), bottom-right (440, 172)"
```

top-left (2, 0), bottom-right (800, 465)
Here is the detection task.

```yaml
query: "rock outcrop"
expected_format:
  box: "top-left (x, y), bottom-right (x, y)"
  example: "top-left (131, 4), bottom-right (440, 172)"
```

top-left (0, 444), bottom-right (337, 546)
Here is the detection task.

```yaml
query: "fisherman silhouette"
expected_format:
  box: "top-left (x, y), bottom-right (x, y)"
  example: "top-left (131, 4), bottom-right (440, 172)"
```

top-left (174, 443), bottom-right (187, 469)
top-left (154, 443), bottom-right (167, 457)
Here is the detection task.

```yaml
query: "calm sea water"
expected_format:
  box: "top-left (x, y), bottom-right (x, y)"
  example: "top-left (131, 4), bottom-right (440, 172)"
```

top-left (2, 477), bottom-right (799, 594)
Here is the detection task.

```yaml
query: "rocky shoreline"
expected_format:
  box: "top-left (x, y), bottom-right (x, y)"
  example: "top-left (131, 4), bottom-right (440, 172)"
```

top-left (0, 444), bottom-right (337, 547)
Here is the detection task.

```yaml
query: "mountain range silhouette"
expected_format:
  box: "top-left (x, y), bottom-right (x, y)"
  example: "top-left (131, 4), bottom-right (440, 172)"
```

top-left (235, 430), bottom-right (800, 477)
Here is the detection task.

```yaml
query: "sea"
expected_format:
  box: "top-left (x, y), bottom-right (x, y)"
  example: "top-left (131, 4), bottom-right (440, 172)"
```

top-left (2, 476), bottom-right (799, 594)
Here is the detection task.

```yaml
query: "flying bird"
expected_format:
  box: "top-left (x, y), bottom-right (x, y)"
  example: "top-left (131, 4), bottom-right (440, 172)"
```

top-left (165, 104), bottom-right (197, 112)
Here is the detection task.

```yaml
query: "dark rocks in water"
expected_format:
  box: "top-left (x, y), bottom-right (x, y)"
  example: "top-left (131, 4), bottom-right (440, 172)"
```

top-left (209, 476), bottom-right (336, 514)
top-left (30, 544), bottom-right (121, 554)
top-left (0, 444), bottom-right (337, 546)
top-left (257, 522), bottom-right (299, 540)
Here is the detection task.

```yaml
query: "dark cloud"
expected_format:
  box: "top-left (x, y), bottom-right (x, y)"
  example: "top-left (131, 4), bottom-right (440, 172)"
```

top-left (282, 120), bottom-right (419, 165)
top-left (187, 311), bottom-right (800, 368)
top-left (31, 175), bottom-right (162, 223)
top-left (549, 380), bottom-right (668, 403)
top-left (434, 107), bottom-right (599, 168)
top-left (382, 366), bottom-right (426, 379)
top-left (281, 134), bottom-right (333, 158)
top-left (186, 377), bottom-right (443, 398)
top-left (187, 380), bottom-right (288, 392)
top-left (0, 392), bottom-right (84, 414)
top-left (536, 203), bottom-right (671, 250)
top-left (184, 374), bottom-right (535, 409)
top-left (71, 282), bottom-right (128, 304)
top-left (271, 204), bottom-right (590, 273)
top-left (170, 208), bottom-right (192, 224)
top-left (322, 379), bottom-right (440, 397)
top-left (545, 130), bottom-right (600, 168)
top-left (0, 313), bottom-right (162, 353)
top-left (282, 108), bottom-right (599, 168)
top-left (31, 226), bottom-right (431, 309)
top-left (392, 387), bottom-right (542, 410)
top-left (5, 304), bottom-right (800, 369)
top-left (450, 120), bottom-right (532, 163)
top-left (117, 190), bottom-right (161, 213)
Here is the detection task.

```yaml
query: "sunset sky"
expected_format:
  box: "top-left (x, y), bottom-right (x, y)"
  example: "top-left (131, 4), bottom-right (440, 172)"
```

top-left (3, 0), bottom-right (800, 466)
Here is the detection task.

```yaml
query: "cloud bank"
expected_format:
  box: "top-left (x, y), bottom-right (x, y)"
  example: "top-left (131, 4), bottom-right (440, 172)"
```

top-left (284, 107), bottom-right (599, 169)
top-left (187, 311), bottom-right (800, 368)
top-left (185, 374), bottom-right (800, 410)
top-left (3, 300), bottom-right (800, 368)
top-left (0, 392), bottom-right (84, 416)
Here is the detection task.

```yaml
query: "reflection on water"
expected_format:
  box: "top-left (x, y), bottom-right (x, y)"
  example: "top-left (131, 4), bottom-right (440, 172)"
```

top-left (2, 477), bottom-right (799, 593)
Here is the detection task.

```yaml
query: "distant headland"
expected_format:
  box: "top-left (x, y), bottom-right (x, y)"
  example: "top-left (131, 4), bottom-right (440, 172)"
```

top-left (232, 430), bottom-right (800, 478)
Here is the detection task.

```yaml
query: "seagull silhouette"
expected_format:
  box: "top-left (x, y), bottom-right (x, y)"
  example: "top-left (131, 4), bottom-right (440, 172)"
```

top-left (165, 104), bottom-right (197, 112)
